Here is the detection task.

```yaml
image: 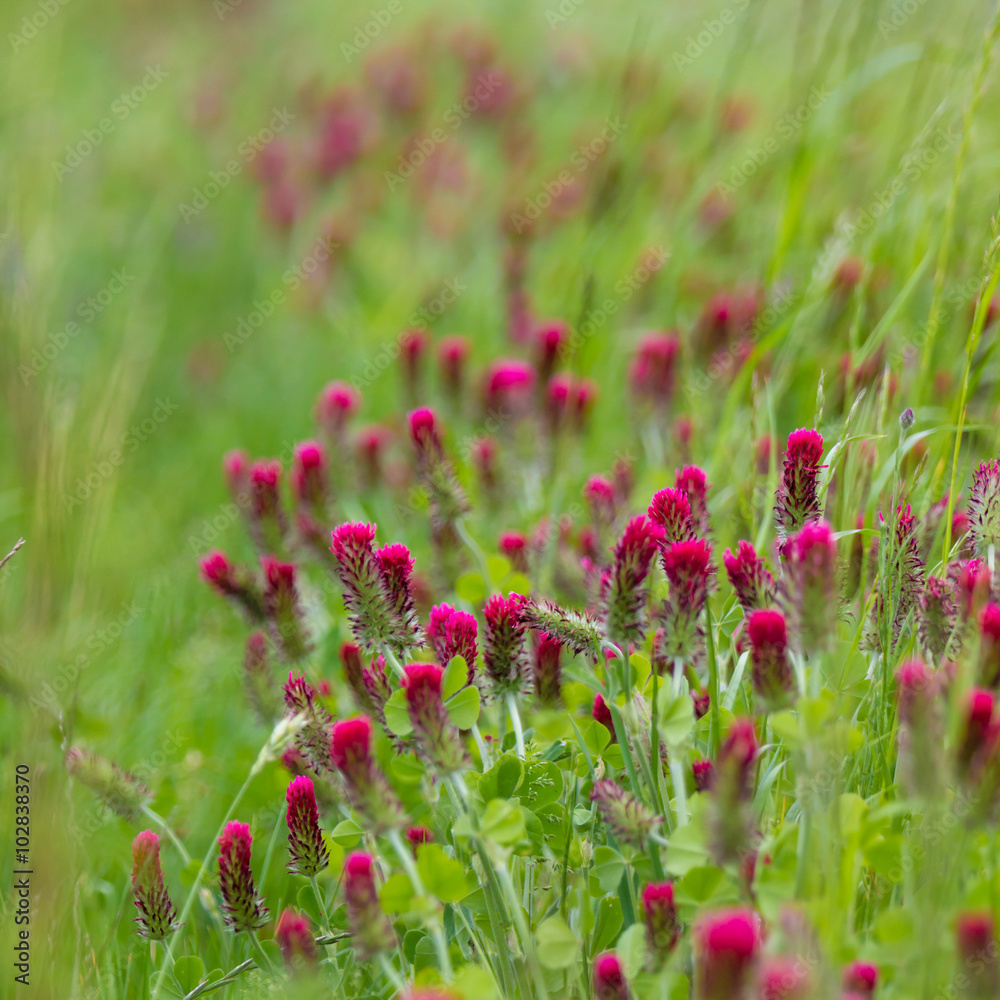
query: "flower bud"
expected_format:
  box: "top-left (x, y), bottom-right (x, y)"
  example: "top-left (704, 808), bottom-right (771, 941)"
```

top-left (499, 531), bottom-right (529, 571)
top-left (629, 332), bottom-right (679, 405)
top-left (343, 852), bottom-right (396, 958)
top-left (262, 556), bottom-right (310, 661)
top-left (248, 459), bottom-right (287, 552)
top-left (330, 715), bottom-right (407, 831)
top-left (403, 663), bottom-right (468, 773)
top-left (285, 776), bottom-right (329, 877)
top-left (275, 908), bottom-right (317, 971)
top-left (956, 911), bottom-right (999, 998)
top-left (532, 632), bottom-right (564, 705)
top-left (317, 381), bottom-right (360, 440)
top-left (694, 908), bottom-right (760, 1000)
top-left (601, 515), bottom-right (664, 647)
top-left (641, 881), bottom-right (678, 963)
top-left (593, 693), bottom-right (616, 741)
top-left (747, 609), bottom-right (794, 707)
top-left (438, 335), bottom-right (470, 400)
top-left (968, 460), bottom-right (1000, 557)
top-left (842, 961), bottom-right (877, 996)
top-left (593, 952), bottom-right (631, 1000)
top-left (218, 821), bottom-right (268, 932)
top-left (676, 466), bottom-right (710, 535)
top-left (979, 603), bottom-right (1000, 687)
top-left (131, 831), bottom-right (179, 940)
top-left (693, 758), bottom-right (715, 792)
top-left (200, 550), bottom-right (265, 622)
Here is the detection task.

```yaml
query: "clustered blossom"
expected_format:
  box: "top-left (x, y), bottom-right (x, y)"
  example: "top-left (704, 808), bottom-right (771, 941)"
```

top-left (967, 460), bottom-right (1000, 556)
top-left (343, 852), bottom-right (396, 958)
top-left (657, 538), bottom-right (714, 662)
top-left (600, 515), bottom-right (664, 646)
top-left (331, 522), bottom-right (421, 652)
top-left (218, 821), bottom-right (268, 932)
top-left (895, 659), bottom-right (942, 799)
top-left (402, 663), bottom-right (468, 772)
top-left (428, 603), bottom-right (478, 682)
top-left (758, 957), bottom-right (810, 999)
top-left (842, 962), bottom-right (878, 997)
top-left (481, 592), bottom-right (529, 695)
top-left (130, 831), bottom-right (179, 940)
top-left (590, 779), bottom-right (660, 848)
top-left (285, 776), bottom-right (329, 877)
top-left (920, 576), bottom-right (960, 665)
top-left (532, 631), bottom-right (564, 705)
top-left (956, 911), bottom-right (999, 997)
top-left (330, 715), bottom-right (407, 831)
top-left (65, 747), bottom-right (150, 821)
top-left (648, 487), bottom-right (694, 542)
top-left (781, 521), bottom-right (838, 651)
top-left (723, 541), bottom-right (776, 614)
top-left (629, 331), bottom-right (680, 405)
top-left (593, 952), bottom-right (631, 1000)
top-left (865, 505), bottom-right (925, 653)
top-left (408, 408), bottom-right (470, 532)
top-left (248, 459), bottom-right (287, 552)
top-left (774, 428), bottom-right (824, 540)
top-left (275, 909), bottom-right (317, 971)
top-left (675, 466), bottom-right (710, 535)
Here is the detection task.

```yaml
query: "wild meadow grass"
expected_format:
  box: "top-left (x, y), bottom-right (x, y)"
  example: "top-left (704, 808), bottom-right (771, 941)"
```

top-left (5, 0), bottom-right (1000, 997)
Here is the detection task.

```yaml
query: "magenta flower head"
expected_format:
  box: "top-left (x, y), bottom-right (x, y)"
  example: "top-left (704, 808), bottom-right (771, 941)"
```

top-left (408, 408), bottom-right (469, 527)
top-left (658, 538), bottom-right (714, 662)
top-left (261, 556), bottom-right (310, 661)
top-left (868, 505), bottom-right (925, 649)
top-left (782, 521), bottom-right (838, 650)
top-left (534, 320), bottom-right (567, 384)
top-left (217, 822), bottom-right (268, 932)
top-left (895, 658), bottom-right (942, 798)
top-left (675, 466), bottom-right (710, 535)
top-left (403, 663), bottom-right (468, 773)
top-left (330, 715), bottom-right (406, 832)
top-left (774, 428), bottom-right (824, 540)
top-left (131, 831), bottom-right (179, 940)
top-left (499, 530), bottom-right (529, 571)
top-left (629, 331), bottom-right (680, 405)
top-left (593, 952), bottom-right (631, 1000)
top-left (642, 881), bottom-right (678, 963)
top-left (339, 641), bottom-right (368, 708)
top-left (248, 458), bottom-right (287, 551)
top-left (591, 778), bottom-right (661, 848)
top-left (968, 460), bottom-right (1000, 556)
top-left (979, 603), bottom-right (1000, 687)
top-left (758, 957), bottom-right (810, 999)
top-left (427, 603), bottom-right (477, 681)
top-left (585, 474), bottom-right (619, 530)
top-left (285, 776), bottom-right (329, 877)
top-left (290, 440), bottom-right (328, 511)
top-left (593, 693), bottom-right (616, 742)
top-left (648, 487), bottom-right (695, 543)
top-left (693, 758), bottom-right (715, 792)
top-left (694, 908), bottom-right (761, 1000)
top-left (275, 908), bottom-right (317, 971)
top-left (284, 673), bottom-right (333, 774)
top-left (401, 328), bottom-right (428, 398)
top-left (200, 550), bottom-right (265, 622)
top-left (356, 424), bottom-right (389, 490)
top-left (243, 631), bottom-right (280, 724)
top-left (472, 436), bottom-right (498, 495)
top-left (331, 522), bottom-right (417, 653)
top-left (920, 575), bottom-right (960, 665)
top-left (708, 719), bottom-right (758, 864)
top-left (438, 335), bottom-right (470, 399)
top-left (409, 406), bottom-right (443, 463)
top-left (842, 961), bottom-right (877, 996)
top-left (484, 359), bottom-right (536, 416)
top-left (66, 747), bottom-right (150, 821)
top-left (957, 688), bottom-right (997, 779)
top-left (954, 558), bottom-right (993, 619)
top-left (223, 449), bottom-right (250, 505)
top-left (956, 911), bottom-right (999, 997)
top-left (482, 592), bottom-right (530, 696)
top-left (375, 542), bottom-right (423, 649)
top-left (601, 515), bottom-right (664, 647)
top-left (532, 631), bottom-right (564, 705)
top-left (747, 609), bottom-right (794, 707)
top-left (343, 852), bottom-right (396, 958)
top-left (406, 825), bottom-right (433, 849)
top-left (317, 380), bottom-right (360, 439)
top-left (723, 541), bottom-right (776, 614)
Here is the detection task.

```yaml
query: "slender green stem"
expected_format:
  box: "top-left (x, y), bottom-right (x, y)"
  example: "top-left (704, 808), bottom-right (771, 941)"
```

top-left (309, 875), bottom-right (331, 932)
top-left (247, 932), bottom-right (275, 977)
top-left (504, 692), bottom-right (526, 758)
top-left (496, 860), bottom-right (550, 1000)
top-left (457, 518), bottom-right (493, 589)
top-left (381, 644), bottom-right (406, 679)
top-left (471, 722), bottom-right (491, 768)
top-left (378, 953), bottom-right (406, 993)
top-left (669, 758), bottom-right (689, 826)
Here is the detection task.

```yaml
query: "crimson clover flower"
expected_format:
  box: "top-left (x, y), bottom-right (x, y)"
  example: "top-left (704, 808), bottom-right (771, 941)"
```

top-left (427, 603), bottom-right (478, 682)
top-left (675, 465), bottom-right (710, 535)
top-left (284, 673), bottom-right (333, 774)
top-left (641, 881), bottom-right (678, 964)
top-left (130, 831), bottom-right (179, 940)
top-left (591, 778), bottom-right (660, 848)
top-left (774, 428), bottom-right (823, 540)
top-left (402, 663), bottom-right (468, 773)
top-left (693, 908), bottom-right (761, 1000)
top-left (648, 487), bottom-right (695, 543)
top-left (593, 952), bottom-right (631, 1000)
top-left (218, 821), bottom-right (268, 932)
top-left (600, 515), bottom-right (664, 647)
top-left (275, 908), bottom-right (317, 971)
top-left (343, 852), bottom-right (396, 958)
top-left (482, 592), bottom-right (530, 696)
top-left (842, 962), bottom-right (878, 997)
top-left (781, 520), bottom-right (838, 651)
top-left (723, 540), bottom-right (776, 614)
top-left (329, 715), bottom-right (407, 832)
top-left (956, 911), bottom-right (999, 998)
top-left (532, 631), bottom-right (564, 705)
top-left (262, 555), bottom-right (310, 661)
top-left (747, 608), bottom-right (794, 707)
top-left (285, 775), bottom-right (328, 878)
top-left (200, 549), bottom-right (265, 622)
top-left (708, 718), bottom-right (758, 865)
top-left (967, 460), bottom-right (1000, 556)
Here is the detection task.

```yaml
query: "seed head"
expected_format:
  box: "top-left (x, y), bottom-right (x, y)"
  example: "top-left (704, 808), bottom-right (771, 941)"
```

top-left (66, 747), bottom-right (150, 821)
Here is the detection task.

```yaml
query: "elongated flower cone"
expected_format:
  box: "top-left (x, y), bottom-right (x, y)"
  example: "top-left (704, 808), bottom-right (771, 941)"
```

top-left (362, 655), bottom-right (394, 732)
top-left (344, 852), bottom-right (396, 958)
top-left (593, 693), bottom-right (617, 741)
top-left (957, 688), bottom-right (997, 781)
top-left (920, 576), bottom-right (960, 665)
top-left (953, 558), bottom-right (993, 619)
top-left (782, 521), bottom-right (838, 651)
top-left (658, 537), bottom-right (714, 662)
top-left (374, 542), bottom-right (423, 650)
top-left (593, 952), bottom-right (631, 1000)
top-left (642, 881), bottom-right (678, 966)
top-left (676, 466), bottom-right (711, 535)
top-left (601, 515), bottom-right (664, 647)
top-left (248, 459), bottom-right (287, 553)
top-left (438, 334), bottom-right (470, 401)
top-left (285, 776), bottom-right (329, 877)
top-left (591, 779), bottom-right (661, 848)
top-left (978, 603), bottom-right (1000, 688)
top-left (968, 460), bottom-right (1000, 556)
top-left (485, 358), bottom-right (536, 416)
top-left (290, 440), bottom-right (329, 514)
top-left (956, 911), bottom-right (999, 998)
top-left (708, 719), bottom-right (758, 865)
top-left (864, 505), bottom-right (925, 653)
top-left (243, 631), bottom-right (281, 724)
top-left (532, 631), bottom-right (564, 705)
top-left (66, 747), bottom-right (150, 821)
top-left (317, 380), bottom-right (360, 442)
top-left (402, 663), bottom-right (468, 773)
top-left (758, 957), bottom-right (810, 999)
top-left (218, 821), bottom-right (268, 932)
top-left (693, 758), bottom-right (715, 792)
top-left (747, 609), bottom-right (794, 708)
top-left (895, 659), bottom-right (942, 799)
top-left (200, 549), bottom-right (265, 622)
top-left (842, 961), bottom-right (877, 997)
top-left (694, 908), bottom-right (761, 1000)
top-left (131, 831), bottom-right (179, 940)
top-left (330, 715), bottom-right (407, 832)
top-left (482, 592), bottom-right (529, 695)
top-left (630, 331), bottom-right (680, 406)
top-left (407, 408), bottom-right (470, 531)
top-left (774, 429), bottom-right (823, 541)
top-left (522, 599), bottom-right (605, 660)
top-left (262, 556), bottom-right (310, 661)
top-left (585, 475), bottom-right (619, 535)
top-left (284, 673), bottom-right (333, 774)
top-left (275, 908), bottom-right (318, 972)
top-left (648, 487), bottom-right (694, 543)
top-left (339, 641), bottom-right (369, 708)
top-left (724, 541), bottom-right (776, 614)
top-left (428, 603), bottom-right (478, 682)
